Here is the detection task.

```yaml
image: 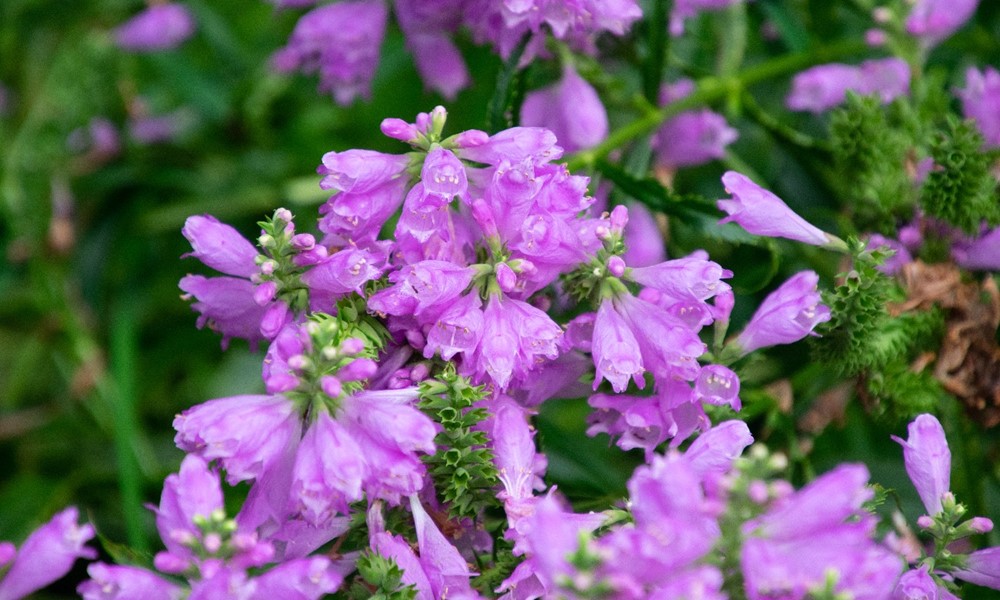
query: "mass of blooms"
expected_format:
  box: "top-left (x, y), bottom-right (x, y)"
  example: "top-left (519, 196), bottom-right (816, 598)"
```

top-left (7, 0), bottom-right (1000, 597)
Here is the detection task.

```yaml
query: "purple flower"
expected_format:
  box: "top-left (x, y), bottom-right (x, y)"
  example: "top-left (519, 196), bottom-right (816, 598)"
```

top-left (0, 507), bottom-right (95, 600)
top-left (252, 556), bottom-right (344, 599)
top-left (894, 566), bottom-right (958, 600)
top-left (858, 58), bottom-right (911, 104)
top-left (622, 202), bottom-right (666, 267)
top-left (182, 215), bottom-right (258, 278)
top-left (291, 412), bottom-right (365, 525)
top-left (952, 227), bottom-right (1000, 271)
top-left (892, 414), bottom-right (951, 516)
top-left (787, 58), bottom-right (910, 113)
top-left (78, 564), bottom-right (181, 600)
top-left (154, 456), bottom-right (225, 567)
top-left (786, 63), bottom-right (865, 113)
top-left (421, 147), bottom-right (468, 202)
top-left (271, 0), bottom-right (388, 105)
top-left (368, 260), bottom-right (476, 320)
top-left (592, 299), bottom-right (645, 393)
top-left (906, 0), bottom-right (979, 46)
top-left (718, 171), bottom-right (831, 246)
top-left (612, 293), bottom-right (706, 381)
top-left (409, 497), bottom-right (477, 598)
top-left (471, 295), bottom-right (562, 390)
top-left (654, 109), bottom-right (738, 168)
top-left (694, 364), bottom-right (741, 411)
top-left (424, 292), bottom-right (484, 361)
top-left (954, 547), bottom-right (1000, 590)
top-left (114, 3), bottom-right (195, 52)
top-left (683, 420), bottom-right (753, 479)
top-left (520, 65), bottom-right (608, 153)
top-left (627, 255), bottom-right (732, 304)
top-left (173, 394), bottom-right (301, 484)
top-left (957, 67), bottom-right (1000, 149)
top-left (742, 465), bottom-right (902, 600)
top-left (394, 0), bottom-right (469, 99)
top-left (734, 271), bottom-right (831, 354)
top-left (128, 108), bottom-right (194, 145)
top-left (179, 275), bottom-right (270, 348)
top-left (371, 532), bottom-right (435, 597)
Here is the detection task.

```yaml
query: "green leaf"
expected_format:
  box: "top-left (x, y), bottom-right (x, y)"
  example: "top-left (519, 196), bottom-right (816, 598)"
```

top-left (486, 33), bottom-right (531, 133)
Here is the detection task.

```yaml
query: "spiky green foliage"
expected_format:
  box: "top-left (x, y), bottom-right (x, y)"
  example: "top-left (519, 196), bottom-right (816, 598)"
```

top-left (920, 116), bottom-right (1000, 234)
top-left (419, 364), bottom-right (500, 520)
top-left (347, 552), bottom-right (419, 600)
top-left (863, 365), bottom-right (947, 423)
top-left (811, 242), bottom-right (897, 376)
top-left (829, 94), bottom-right (914, 231)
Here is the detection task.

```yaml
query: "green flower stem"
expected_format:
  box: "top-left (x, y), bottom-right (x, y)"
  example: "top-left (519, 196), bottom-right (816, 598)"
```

top-left (565, 40), bottom-right (868, 172)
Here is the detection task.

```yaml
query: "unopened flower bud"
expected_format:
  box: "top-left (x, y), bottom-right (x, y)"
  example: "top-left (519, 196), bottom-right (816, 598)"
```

top-left (203, 532), bottom-right (222, 554)
top-left (595, 225), bottom-right (610, 240)
top-left (288, 354), bottom-right (311, 371)
top-left (257, 233), bottom-right (275, 249)
top-left (970, 517), bottom-right (994, 533)
top-left (430, 105), bottom-right (448, 137)
top-left (415, 111), bottom-right (431, 133)
top-left (607, 255), bottom-right (626, 277)
top-left (471, 199), bottom-right (499, 238)
top-left (259, 260), bottom-right (277, 276)
top-left (339, 337), bottom-right (366, 355)
top-left (410, 362), bottom-right (430, 382)
top-left (453, 129), bottom-right (489, 148)
top-left (872, 7), bottom-right (891, 24)
top-left (274, 208), bottom-right (293, 224)
top-left (748, 480), bottom-right (769, 504)
top-left (496, 263), bottom-right (517, 292)
top-left (259, 302), bottom-right (292, 339)
top-left (609, 205), bottom-right (629, 232)
top-left (339, 357), bottom-right (377, 381)
top-left (291, 233), bottom-right (315, 251)
top-left (253, 281), bottom-right (277, 306)
top-left (917, 515), bottom-right (935, 529)
top-left (406, 329), bottom-right (426, 350)
top-left (321, 375), bottom-right (342, 398)
top-left (381, 118), bottom-right (419, 142)
top-left (865, 28), bottom-right (887, 47)
top-left (770, 480), bottom-right (794, 501)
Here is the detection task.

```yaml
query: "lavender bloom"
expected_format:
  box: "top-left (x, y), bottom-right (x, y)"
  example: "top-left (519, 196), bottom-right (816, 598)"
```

top-left (859, 58), bottom-right (911, 103)
top-left (684, 420), bottom-right (753, 479)
top-left (369, 260), bottom-right (476, 320)
top-left (628, 256), bottom-right (732, 304)
top-left (694, 364), bottom-right (741, 411)
top-left (786, 63), bottom-right (865, 113)
top-left (182, 215), bottom-right (258, 278)
top-left (178, 275), bottom-right (270, 348)
top-left (894, 566), bottom-right (958, 600)
top-left (612, 293), bottom-right (707, 381)
top-left (394, 0), bottom-right (469, 98)
top-left (954, 547), bottom-right (1000, 590)
top-left (291, 412), bottom-right (365, 525)
top-left (0, 507), bottom-right (96, 600)
top-left (892, 414), bottom-right (951, 516)
top-left (317, 150), bottom-right (410, 243)
top-left (520, 66), bottom-right (608, 152)
top-left (424, 292), bottom-right (484, 361)
top-left (654, 109), bottom-right (738, 168)
top-left (718, 171), bottom-right (831, 246)
top-left (114, 3), bottom-right (195, 52)
top-left (787, 58), bottom-right (910, 113)
top-left (271, 0), bottom-right (388, 105)
top-left (952, 227), bottom-right (1000, 271)
top-left (957, 67), bottom-right (1000, 149)
top-left (78, 564), bottom-right (181, 600)
top-left (592, 299), bottom-right (645, 393)
top-left (742, 465), bottom-right (902, 600)
top-left (252, 557), bottom-right (344, 599)
top-left (622, 202), bottom-right (666, 267)
top-left (906, 0), bottom-right (979, 46)
top-left (472, 295), bottom-right (562, 390)
top-left (734, 271), bottom-right (831, 354)
top-left (173, 394), bottom-right (301, 484)
top-left (409, 497), bottom-right (477, 598)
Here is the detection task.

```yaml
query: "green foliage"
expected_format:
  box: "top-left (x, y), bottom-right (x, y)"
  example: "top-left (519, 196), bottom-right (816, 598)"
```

top-left (471, 538), bottom-right (521, 596)
top-left (829, 94), bottom-right (914, 231)
top-left (419, 364), bottom-right (499, 520)
top-left (811, 243), bottom-right (897, 376)
top-left (346, 552), bottom-right (419, 600)
top-left (919, 116), bottom-right (1000, 234)
top-left (862, 364), bottom-right (947, 423)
